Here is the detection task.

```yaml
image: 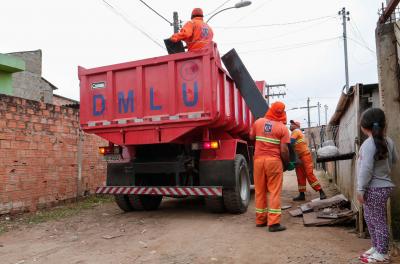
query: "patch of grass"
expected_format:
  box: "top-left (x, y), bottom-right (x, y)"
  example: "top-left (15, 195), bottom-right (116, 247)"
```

top-left (0, 195), bottom-right (114, 235)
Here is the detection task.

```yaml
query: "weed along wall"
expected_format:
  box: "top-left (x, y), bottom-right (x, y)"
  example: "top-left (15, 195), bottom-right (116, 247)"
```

top-left (0, 94), bottom-right (107, 214)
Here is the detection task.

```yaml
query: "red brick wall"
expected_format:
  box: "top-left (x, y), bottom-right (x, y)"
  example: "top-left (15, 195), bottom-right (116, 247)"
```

top-left (0, 94), bottom-right (107, 214)
top-left (52, 94), bottom-right (78, 106)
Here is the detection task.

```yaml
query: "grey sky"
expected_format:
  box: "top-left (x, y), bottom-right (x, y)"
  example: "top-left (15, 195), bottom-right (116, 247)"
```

top-left (1, 0), bottom-right (382, 127)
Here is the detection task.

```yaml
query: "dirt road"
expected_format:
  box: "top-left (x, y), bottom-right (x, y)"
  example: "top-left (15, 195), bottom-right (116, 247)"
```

top-left (0, 172), bottom-right (373, 264)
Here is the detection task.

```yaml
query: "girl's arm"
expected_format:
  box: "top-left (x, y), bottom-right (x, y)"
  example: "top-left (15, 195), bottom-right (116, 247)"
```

top-left (392, 142), bottom-right (398, 165)
top-left (357, 140), bottom-right (375, 195)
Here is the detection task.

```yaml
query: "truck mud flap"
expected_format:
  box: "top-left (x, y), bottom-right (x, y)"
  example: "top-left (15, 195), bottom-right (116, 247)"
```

top-left (199, 160), bottom-right (236, 188)
top-left (96, 186), bottom-right (222, 197)
top-left (222, 49), bottom-right (269, 119)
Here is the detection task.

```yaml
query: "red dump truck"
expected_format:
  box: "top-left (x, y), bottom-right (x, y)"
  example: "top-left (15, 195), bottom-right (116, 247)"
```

top-left (78, 44), bottom-right (267, 214)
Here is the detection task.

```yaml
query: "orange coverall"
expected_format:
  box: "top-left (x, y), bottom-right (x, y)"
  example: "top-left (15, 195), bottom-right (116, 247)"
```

top-left (170, 17), bottom-right (214, 51)
top-left (250, 118), bottom-right (290, 226)
top-left (291, 128), bottom-right (321, 192)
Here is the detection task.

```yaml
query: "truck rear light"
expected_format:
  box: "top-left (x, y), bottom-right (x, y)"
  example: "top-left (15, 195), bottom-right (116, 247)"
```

top-left (192, 141), bottom-right (220, 150)
top-left (99, 146), bottom-right (122, 155)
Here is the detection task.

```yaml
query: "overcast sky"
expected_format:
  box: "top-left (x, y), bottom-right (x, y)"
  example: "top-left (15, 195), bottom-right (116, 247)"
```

top-left (1, 0), bottom-right (383, 127)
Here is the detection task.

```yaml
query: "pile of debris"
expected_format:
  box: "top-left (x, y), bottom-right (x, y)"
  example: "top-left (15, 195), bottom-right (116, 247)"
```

top-left (289, 194), bottom-right (356, 227)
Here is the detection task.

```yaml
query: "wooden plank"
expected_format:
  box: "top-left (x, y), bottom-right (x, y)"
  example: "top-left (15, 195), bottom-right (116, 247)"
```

top-left (316, 152), bottom-right (355, 163)
top-left (317, 209), bottom-right (353, 219)
top-left (303, 211), bottom-right (356, 227)
top-left (379, 0), bottom-right (400, 24)
top-left (303, 212), bottom-right (336, 226)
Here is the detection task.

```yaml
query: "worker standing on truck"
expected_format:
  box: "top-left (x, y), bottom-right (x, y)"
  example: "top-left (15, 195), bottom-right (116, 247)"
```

top-left (170, 8), bottom-right (214, 52)
top-left (289, 120), bottom-right (327, 201)
top-left (250, 101), bottom-right (290, 232)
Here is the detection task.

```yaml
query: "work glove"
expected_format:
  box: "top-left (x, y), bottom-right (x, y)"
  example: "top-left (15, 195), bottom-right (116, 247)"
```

top-left (287, 161), bottom-right (296, 171)
top-left (170, 35), bottom-right (179, 42)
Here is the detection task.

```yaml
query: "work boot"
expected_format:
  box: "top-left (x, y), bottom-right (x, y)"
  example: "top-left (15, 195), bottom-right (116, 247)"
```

top-left (256, 223), bottom-right (267, 227)
top-left (319, 190), bottom-right (327, 200)
top-left (293, 192), bottom-right (305, 201)
top-left (268, 224), bottom-right (286, 232)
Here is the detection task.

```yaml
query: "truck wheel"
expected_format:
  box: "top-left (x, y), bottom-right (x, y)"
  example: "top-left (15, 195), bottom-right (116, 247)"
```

top-left (205, 197), bottom-right (225, 213)
top-left (128, 195), bottom-right (144, 210)
top-left (114, 195), bottom-right (134, 212)
top-left (139, 195), bottom-right (163, 211)
top-left (223, 154), bottom-right (251, 214)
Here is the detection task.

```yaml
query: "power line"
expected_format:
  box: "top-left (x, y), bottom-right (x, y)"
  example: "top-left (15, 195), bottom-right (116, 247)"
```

top-left (205, 0), bottom-right (233, 16)
top-left (219, 16), bottom-right (337, 46)
top-left (347, 37), bottom-right (376, 54)
top-left (349, 16), bottom-right (370, 49)
top-left (101, 0), bottom-right (165, 50)
top-left (238, 36), bottom-right (340, 54)
top-left (138, 0), bottom-right (172, 25)
top-left (229, 0), bottom-right (272, 25)
top-left (216, 15), bottom-right (336, 29)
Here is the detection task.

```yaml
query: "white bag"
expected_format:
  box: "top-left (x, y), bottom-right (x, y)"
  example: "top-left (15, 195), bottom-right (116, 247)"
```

top-left (317, 145), bottom-right (339, 157)
top-left (322, 140), bottom-right (335, 147)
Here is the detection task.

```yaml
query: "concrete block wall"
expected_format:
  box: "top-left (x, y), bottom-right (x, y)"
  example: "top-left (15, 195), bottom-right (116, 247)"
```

top-left (0, 94), bottom-right (107, 214)
top-left (6, 50), bottom-right (54, 104)
top-left (376, 22), bottom-right (400, 239)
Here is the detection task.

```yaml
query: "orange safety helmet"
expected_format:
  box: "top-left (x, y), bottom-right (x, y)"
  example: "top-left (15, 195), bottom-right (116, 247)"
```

top-left (265, 101), bottom-right (287, 123)
top-left (191, 8), bottom-right (204, 18)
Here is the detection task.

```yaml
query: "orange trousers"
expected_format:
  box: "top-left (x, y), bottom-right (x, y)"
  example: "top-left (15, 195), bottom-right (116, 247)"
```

top-left (254, 157), bottom-right (283, 226)
top-left (295, 152), bottom-right (321, 192)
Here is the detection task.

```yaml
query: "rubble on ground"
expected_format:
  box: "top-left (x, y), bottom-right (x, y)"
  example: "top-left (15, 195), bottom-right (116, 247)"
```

top-left (289, 194), bottom-right (356, 227)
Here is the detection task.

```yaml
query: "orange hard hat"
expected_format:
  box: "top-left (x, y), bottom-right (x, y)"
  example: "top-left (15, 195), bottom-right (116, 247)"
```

top-left (191, 8), bottom-right (204, 18)
top-left (265, 101), bottom-right (287, 123)
top-left (290, 120), bottom-right (301, 128)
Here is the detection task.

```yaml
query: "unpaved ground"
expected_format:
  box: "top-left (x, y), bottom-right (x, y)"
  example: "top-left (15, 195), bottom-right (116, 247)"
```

top-left (0, 171), bottom-right (385, 264)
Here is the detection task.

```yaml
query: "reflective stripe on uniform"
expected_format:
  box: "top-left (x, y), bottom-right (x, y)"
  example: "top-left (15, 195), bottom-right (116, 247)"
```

top-left (311, 181), bottom-right (320, 187)
top-left (295, 138), bottom-right (305, 144)
top-left (255, 208), bottom-right (268, 213)
top-left (255, 136), bottom-right (281, 145)
top-left (268, 208), bottom-right (282, 214)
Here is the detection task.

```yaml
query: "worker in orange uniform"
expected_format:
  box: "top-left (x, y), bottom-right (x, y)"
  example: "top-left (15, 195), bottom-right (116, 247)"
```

top-left (289, 120), bottom-right (327, 201)
top-left (250, 102), bottom-right (291, 232)
top-left (170, 8), bottom-right (214, 52)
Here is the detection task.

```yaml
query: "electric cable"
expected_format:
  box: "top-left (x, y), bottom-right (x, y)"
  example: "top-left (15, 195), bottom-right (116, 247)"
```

top-left (205, 0), bottom-right (233, 16)
top-left (219, 16), bottom-right (337, 45)
top-left (347, 37), bottom-right (376, 54)
top-left (238, 36), bottom-right (340, 54)
top-left (216, 15), bottom-right (336, 29)
top-left (101, 0), bottom-right (165, 50)
top-left (138, 0), bottom-right (172, 25)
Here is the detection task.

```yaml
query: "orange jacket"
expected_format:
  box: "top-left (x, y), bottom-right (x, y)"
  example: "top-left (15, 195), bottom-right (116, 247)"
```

top-left (171, 17), bottom-right (214, 51)
top-left (250, 118), bottom-right (290, 160)
top-left (290, 128), bottom-right (310, 156)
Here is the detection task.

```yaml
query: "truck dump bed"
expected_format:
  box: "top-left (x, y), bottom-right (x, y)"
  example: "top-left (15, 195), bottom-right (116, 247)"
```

top-left (79, 44), bottom-right (257, 146)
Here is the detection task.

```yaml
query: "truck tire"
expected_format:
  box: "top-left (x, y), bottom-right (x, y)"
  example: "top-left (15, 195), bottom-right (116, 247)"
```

top-left (223, 154), bottom-right (251, 214)
top-left (139, 195), bottom-right (163, 211)
top-left (205, 197), bottom-right (225, 213)
top-left (114, 195), bottom-right (134, 212)
top-left (128, 195), bottom-right (144, 210)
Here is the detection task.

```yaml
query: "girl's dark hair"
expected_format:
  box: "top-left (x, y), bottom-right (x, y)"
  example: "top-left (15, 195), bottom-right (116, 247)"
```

top-left (360, 108), bottom-right (388, 161)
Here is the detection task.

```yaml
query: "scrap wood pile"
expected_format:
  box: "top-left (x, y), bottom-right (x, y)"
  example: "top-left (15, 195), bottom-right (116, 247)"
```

top-left (289, 194), bottom-right (356, 227)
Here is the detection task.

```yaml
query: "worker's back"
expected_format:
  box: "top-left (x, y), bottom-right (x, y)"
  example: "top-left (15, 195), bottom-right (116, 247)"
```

top-left (186, 17), bottom-right (213, 51)
top-left (170, 8), bottom-right (214, 52)
top-left (252, 118), bottom-right (289, 160)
